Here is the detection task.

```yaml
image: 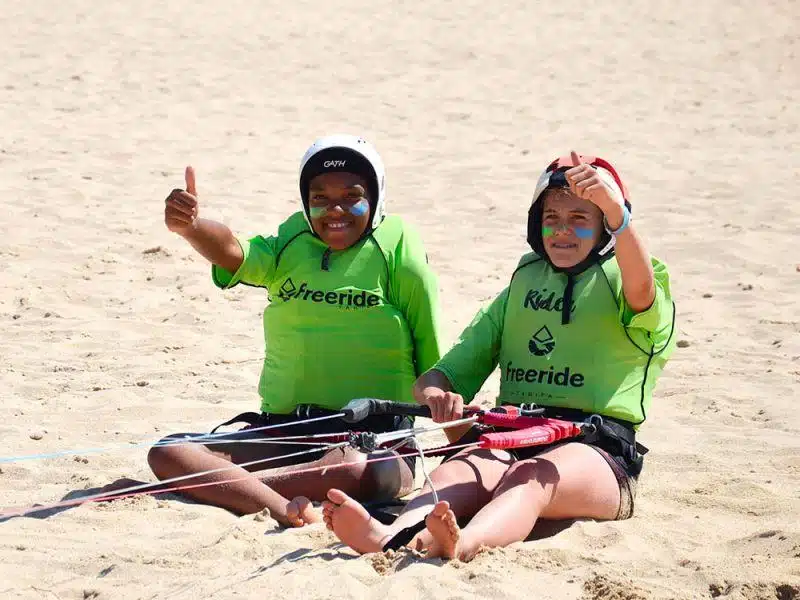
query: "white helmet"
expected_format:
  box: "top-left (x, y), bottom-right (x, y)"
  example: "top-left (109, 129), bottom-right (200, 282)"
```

top-left (298, 134), bottom-right (387, 233)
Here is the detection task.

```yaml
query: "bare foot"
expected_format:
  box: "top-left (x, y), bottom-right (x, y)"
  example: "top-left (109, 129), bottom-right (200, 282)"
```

top-left (285, 496), bottom-right (322, 527)
top-left (321, 489), bottom-right (392, 554)
top-left (424, 501), bottom-right (460, 560)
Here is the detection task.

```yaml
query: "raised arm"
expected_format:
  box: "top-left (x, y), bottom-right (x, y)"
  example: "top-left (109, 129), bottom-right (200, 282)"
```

top-left (164, 166), bottom-right (244, 274)
top-left (565, 151), bottom-right (655, 313)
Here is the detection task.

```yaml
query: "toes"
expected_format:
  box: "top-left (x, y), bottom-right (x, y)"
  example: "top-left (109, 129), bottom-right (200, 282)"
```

top-left (322, 498), bottom-right (338, 531)
top-left (286, 505), bottom-right (303, 526)
top-left (325, 488), bottom-right (349, 506)
top-left (286, 511), bottom-right (304, 527)
top-left (287, 496), bottom-right (322, 525)
top-left (446, 515), bottom-right (459, 535)
top-left (431, 500), bottom-right (451, 518)
top-left (286, 497), bottom-right (313, 527)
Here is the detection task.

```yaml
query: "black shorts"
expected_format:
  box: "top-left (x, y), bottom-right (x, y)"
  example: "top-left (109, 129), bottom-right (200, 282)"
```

top-left (205, 410), bottom-right (417, 475)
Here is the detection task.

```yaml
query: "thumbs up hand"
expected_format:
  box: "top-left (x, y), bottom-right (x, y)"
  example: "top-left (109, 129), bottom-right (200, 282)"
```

top-left (564, 151), bottom-right (624, 214)
top-left (164, 166), bottom-right (200, 236)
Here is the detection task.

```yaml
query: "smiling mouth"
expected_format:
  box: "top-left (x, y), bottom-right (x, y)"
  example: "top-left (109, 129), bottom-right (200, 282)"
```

top-left (550, 242), bottom-right (577, 250)
top-left (325, 221), bottom-right (352, 231)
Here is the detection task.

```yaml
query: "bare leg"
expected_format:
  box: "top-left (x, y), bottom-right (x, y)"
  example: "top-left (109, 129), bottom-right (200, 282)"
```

top-left (425, 443), bottom-right (622, 561)
top-left (254, 447), bottom-right (414, 502)
top-left (322, 447), bottom-right (513, 553)
top-left (148, 440), bottom-right (302, 525)
top-left (148, 435), bottom-right (413, 527)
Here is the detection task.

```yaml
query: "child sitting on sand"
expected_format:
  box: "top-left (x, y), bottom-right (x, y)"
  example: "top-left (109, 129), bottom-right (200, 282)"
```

top-left (149, 135), bottom-right (442, 527)
top-left (322, 151), bottom-right (676, 560)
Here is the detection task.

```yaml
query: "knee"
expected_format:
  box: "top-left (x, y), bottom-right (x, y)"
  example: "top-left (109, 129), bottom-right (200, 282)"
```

top-left (147, 436), bottom-right (188, 476)
top-left (328, 450), bottom-right (407, 500)
top-left (147, 443), bottom-right (169, 475)
top-left (363, 457), bottom-right (407, 500)
top-left (327, 449), bottom-right (369, 490)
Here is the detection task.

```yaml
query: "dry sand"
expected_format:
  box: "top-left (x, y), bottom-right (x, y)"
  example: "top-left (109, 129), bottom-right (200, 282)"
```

top-left (1, 0), bottom-right (798, 598)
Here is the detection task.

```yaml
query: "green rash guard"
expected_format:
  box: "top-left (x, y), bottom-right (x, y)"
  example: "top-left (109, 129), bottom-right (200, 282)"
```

top-left (434, 253), bottom-right (676, 427)
top-left (211, 212), bottom-right (442, 414)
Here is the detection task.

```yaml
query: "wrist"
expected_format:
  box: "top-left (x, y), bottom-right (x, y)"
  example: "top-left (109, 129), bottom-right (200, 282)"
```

top-left (177, 220), bottom-right (201, 240)
top-left (603, 204), bottom-right (630, 236)
top-left (601, 202), bottom-right (624, 228)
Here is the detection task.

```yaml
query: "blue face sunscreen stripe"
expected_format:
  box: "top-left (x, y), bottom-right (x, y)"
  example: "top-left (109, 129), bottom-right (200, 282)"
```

top-left (349, 198), bottom-right (369, 216)
top-left (309, 198), bottom-right (369, 219)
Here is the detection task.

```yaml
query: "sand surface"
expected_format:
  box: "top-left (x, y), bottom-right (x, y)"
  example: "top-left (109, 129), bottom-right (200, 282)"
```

top-left (1, 0), bottom-right (798, 598)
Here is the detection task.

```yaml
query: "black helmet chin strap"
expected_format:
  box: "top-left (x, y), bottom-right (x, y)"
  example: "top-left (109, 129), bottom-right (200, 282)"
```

top-left (561, 274), bottom-right (575, 325)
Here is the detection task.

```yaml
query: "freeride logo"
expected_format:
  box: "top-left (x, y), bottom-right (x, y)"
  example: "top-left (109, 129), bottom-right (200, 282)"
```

top-left (323, 160), bottom-right (347, 168)
top-left (277, 278), bottom-right (298, 301)
top-left (277, 278), bottom-right (381, 308)
top-left (504, 361), bottom-right (584, 388)
top-left (523, 289), bottom-right (575, 314)
top-left (528, 325), bottom-right (555, 356)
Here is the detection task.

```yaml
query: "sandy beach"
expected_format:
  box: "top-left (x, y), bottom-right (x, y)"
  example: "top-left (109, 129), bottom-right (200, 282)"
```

top-left (1, 0), bottom-right (798, 598)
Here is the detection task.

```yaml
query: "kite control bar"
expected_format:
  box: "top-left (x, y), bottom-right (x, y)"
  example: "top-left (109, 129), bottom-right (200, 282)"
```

top-left (330, 398), bottom-right (598, 453)
top-left (337, 397), bottom-right (545, 423)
